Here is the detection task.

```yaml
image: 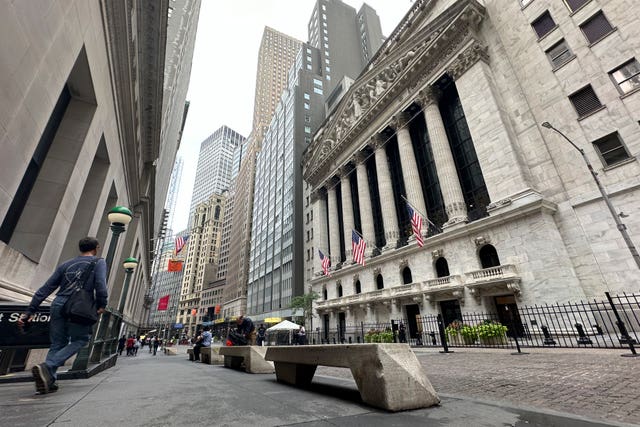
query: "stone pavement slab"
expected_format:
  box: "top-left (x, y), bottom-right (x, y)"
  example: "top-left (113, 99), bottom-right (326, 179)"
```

top-left (0, 346), bottom-right (636, 427)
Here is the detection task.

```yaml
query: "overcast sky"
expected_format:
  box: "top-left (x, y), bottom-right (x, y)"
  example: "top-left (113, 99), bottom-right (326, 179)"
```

top-left (172, 0), bottom-right (412, 232)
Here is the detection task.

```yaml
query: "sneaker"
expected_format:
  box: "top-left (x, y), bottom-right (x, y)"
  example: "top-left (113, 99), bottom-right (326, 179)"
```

top-left (32, 363), bottom-right (51, 394)
top-left (49, 383), bottom-right (59, 393)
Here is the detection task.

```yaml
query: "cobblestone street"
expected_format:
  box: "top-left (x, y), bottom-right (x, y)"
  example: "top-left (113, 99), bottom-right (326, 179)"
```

top-left (318, 347), bottom-right (640, 425)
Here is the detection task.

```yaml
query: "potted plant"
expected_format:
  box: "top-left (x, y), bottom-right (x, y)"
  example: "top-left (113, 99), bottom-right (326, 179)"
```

top-left (445, 320), bottom-right (464, 345)
top-left (476, 320), bottom-right (508, 345)
top-left (459, 324), bottom-right (478, 345)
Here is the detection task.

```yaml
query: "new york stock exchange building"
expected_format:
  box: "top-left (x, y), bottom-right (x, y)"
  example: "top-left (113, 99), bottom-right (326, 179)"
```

top-left (302, 0), bottom-right (640, 338)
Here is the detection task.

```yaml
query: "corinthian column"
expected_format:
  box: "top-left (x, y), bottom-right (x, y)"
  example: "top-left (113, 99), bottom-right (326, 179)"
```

top-left (339, 166), bottom-right (355, 262)
top-left (372, 135), bottom-right (399, 250)
top-left (354, 151), bottom-right (375, 257)
top-left (311, 189), bottom-right (329, 257)
top-left (326, 178), bottom-right (342, 264)
top-left (417, 88), bottom-right (468, 228)
top-left (390, 111), bottom-right (428, 235)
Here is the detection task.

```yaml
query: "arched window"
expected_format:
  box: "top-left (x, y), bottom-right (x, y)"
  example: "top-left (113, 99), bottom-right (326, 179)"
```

top-left (435, 257), bottom-right (450, 278)
top-left (337, 284), bottom-right (343, 297)
top-left (323, 287), bottom-right (328, 300)
top-left (355, 280), bottom-right (361, 294)
top-left (479, 244), bottom-right (500, 268)
top-left (376, 274), bottom-right (384, 290)
top-left (402, 267), bottom-right (412, 284)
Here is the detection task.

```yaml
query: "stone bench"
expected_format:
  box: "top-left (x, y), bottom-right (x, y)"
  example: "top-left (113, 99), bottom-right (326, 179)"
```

top-left (164, 346), bottom-right (178, 355)
top-left (218, 346), bottom-right (274, 373)
top-left (264, 344), bottom-right (439, 411)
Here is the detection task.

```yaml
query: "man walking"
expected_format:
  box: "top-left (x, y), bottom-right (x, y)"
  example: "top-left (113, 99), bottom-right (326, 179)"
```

top-left (18, 237), bottom-right (108, 394)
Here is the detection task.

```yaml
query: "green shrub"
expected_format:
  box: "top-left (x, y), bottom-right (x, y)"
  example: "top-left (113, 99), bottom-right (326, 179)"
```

top-left (475, 321), bottom-right (508, 338)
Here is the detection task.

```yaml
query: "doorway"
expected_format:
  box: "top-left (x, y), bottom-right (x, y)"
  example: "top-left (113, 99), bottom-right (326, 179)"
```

top-left (495, 295), bottom-right (525, 337)
top-left (323, 314), bottom-right (329, 342)
top-left (338, 312), bottom-right (346, 343)
top-left (440, 300), bottom-right (462, 329)
top-left (404, 304), bottom-right (420, 339)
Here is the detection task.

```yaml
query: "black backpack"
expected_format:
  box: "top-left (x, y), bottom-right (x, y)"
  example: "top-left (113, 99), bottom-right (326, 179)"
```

top-left (62, 261), bottom-right (98, 325)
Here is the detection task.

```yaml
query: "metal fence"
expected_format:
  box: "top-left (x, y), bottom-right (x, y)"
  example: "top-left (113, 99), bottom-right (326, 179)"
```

top-left (302, 292), bottom-right (639, 355)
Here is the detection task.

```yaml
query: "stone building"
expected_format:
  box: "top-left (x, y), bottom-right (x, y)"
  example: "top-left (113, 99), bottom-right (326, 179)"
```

top-left (0, 0), bottom-right (178, 345)
top-left (177, 193), bottom-right (227, 337)
top-left (302, 0), bottom-right (640, 336)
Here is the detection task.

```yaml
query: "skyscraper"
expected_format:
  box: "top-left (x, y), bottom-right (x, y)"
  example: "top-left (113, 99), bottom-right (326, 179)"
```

top-left (189, 126), bottom-right (245, 219)
top-left (165, 157), bottom-right (184, 234)
top-left (223, 28), bottom-right (302, 317)
top-left (307, 0), bottom-right (383, 97)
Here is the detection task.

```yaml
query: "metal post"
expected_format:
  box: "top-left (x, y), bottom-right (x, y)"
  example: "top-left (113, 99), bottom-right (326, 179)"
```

top-left (117, 269), bottom-right (134, 313)
top-left (605, 292), bottom-right (638, 357)
top-left (542, 123), bottom-right (640, 270)
top-left (104, 223), bottom-right (126, 278)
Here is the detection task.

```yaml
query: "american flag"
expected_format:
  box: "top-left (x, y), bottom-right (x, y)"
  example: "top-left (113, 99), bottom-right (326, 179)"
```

top-left (318, 249), bottom-right (331, 276)
top-left (175, 235), bottom-right (188, 254)
top-left (406, 203), bottom-right (424, 247)
top-left (352, 230), bottom-right (366, 266)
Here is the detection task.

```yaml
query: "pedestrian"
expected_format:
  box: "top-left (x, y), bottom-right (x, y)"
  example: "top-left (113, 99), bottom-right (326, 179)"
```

top-left (192, 326), bottom-right (212, 362)
top-left (236, 315), bottom-right (256, 345)
top-left (298, 325), bottom-right (306, 345)
top-left (134, 337), bottom-right (141, 356)
top-left (17, 237), bottom-right (108, 395)
top-left (399, 322), bottom-right (407, 343)
top-left (256, 324), bottom-right (266, 346)
top-left (153, 336), bottom-right (160, 355)
top-left (126, 335), bottom-right (135, 356)
top-left (147, 336), bottom-right (153, 353)
top-left (117, 335), bottom-right (126, 356)
top-left (140, 335), bottom-right (146, 350)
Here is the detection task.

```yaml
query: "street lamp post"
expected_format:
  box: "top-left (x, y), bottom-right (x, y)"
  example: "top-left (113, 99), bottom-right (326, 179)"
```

top-left (118, 257), bottom-right (139, 314)
top-left (105, 206), bottom-right (133, 277)
top-left (541, 122), bottom-right (640, 270)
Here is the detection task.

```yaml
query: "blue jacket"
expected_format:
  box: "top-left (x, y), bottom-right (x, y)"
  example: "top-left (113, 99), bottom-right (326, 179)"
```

top-left (27, 255), bottom-right (108, 314)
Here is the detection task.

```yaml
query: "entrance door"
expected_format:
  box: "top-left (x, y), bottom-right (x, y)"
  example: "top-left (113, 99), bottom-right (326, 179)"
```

top-left (338, 312), bottom-right (346, 343)
top-left (495, 295), bottom-right (525, 337)
top-left (404, 304), bottom-right (420, 339)
top-left (323, 314), bottom-right (329, 342)
top-left (440, 300), bottom-right (462, 328)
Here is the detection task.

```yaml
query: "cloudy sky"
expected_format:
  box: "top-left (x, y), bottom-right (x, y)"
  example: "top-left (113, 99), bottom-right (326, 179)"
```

top-left (172, 0), bottom-right (412, 232)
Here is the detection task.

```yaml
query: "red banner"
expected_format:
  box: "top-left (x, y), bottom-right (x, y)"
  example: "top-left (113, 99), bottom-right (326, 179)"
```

top-left (214, 305), bottom-right (221, 314)
top-left (157, 295), bottom-right (170, 311)
top-left (191, 308), bottom-right (197, 316)
top-left (168, 259), bottom-right (183, 272)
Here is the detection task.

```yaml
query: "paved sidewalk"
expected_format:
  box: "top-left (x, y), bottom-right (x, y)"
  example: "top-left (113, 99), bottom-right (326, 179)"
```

top-left (0, 346), bottom-right (636, 427)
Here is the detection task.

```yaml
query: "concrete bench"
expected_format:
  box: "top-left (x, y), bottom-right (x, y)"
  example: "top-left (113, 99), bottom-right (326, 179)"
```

top-left (164, 347), bottom-right (178, 355)
top-left (187, 346), bottom-right (223, 364)
top-left (218, 346), bottom-right (274, 373)
top-left (264, 344), bottom-right (439, 411)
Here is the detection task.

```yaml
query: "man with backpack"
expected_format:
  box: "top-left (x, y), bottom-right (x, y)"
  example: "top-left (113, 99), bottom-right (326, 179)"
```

top-left (18, 237), bottom-right (108, 394)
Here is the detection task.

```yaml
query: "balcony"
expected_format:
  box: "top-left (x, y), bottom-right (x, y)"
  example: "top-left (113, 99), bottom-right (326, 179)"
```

top-left (465, 264), bottom-right (521, 299)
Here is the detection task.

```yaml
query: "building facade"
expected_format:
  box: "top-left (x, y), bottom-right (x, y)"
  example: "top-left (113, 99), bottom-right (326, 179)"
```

top-left (303, 0), bottom-right (640, 337)
top-left (177, 193), bottom-right (227, 337)
top-left (0, 0), bottom-right (176, 350)
top-left (247, 43), bottom-right (327, 321)
top-left (307, 0), bottom-right (384, 98)
top-left (148, 237), bottom-right (184, 328)
top-left (189, 126), bottom-right (245, 220)
top-left (223, 28), bottom-right (302, 317)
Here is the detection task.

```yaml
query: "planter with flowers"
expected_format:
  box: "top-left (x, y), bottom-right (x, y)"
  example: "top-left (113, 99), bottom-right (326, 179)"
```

top-left (476, 321), bottom-right (508, 345)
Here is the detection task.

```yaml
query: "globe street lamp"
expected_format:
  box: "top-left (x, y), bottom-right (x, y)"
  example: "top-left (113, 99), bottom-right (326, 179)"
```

top-left (118, 257), bottom-right (139, 313)
top-left (105, 206), bottom-right (133, 277)
top-left (541, 122), bottom-right (640, 270)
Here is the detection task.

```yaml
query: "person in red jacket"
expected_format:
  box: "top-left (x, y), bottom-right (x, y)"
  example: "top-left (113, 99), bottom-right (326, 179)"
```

top-left (126, 336), bottom-right (135, 356)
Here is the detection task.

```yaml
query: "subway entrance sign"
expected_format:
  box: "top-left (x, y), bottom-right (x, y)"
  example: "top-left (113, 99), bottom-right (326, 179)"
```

top-left (0, 303), bottom-right (51, 348)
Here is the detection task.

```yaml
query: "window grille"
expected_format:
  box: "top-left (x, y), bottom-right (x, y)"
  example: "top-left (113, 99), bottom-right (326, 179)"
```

top-left (568, 85), bottom-right (602, 117)
top-left (546, 39), bottom-right (574, 69)
top-left (580, 11), bottom-right (614, 44)
top-left (565, 0), bottom-right (589, 12)
top-left (531, 11), bottom-right (556, 39)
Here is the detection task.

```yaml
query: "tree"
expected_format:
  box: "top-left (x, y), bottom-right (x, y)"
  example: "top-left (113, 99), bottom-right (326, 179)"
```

top-left (289, 291), bottom-right (320, 326)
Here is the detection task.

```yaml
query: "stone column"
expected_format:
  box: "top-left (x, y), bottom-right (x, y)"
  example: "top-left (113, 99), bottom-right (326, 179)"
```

top-left (372, 135), bottom-right (400, 250)
top-left (354, 152), bottom-right (375, 257)
top-left (326, 178), bottom-right (342, 264)
top-left (311, 189), bottom-right (328, 257)
top-left (339, 166), bottom-right (355, 262)
top-left (450, 44), bottom-right (531, 206)
top-left (390, 111), bottom-right (428, 235)
top-left (418, 88), bottom-right (468, 228)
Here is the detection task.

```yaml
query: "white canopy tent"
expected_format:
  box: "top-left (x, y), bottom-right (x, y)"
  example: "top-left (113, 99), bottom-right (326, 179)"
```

top-left (266, 320), bottom-right (301, 331)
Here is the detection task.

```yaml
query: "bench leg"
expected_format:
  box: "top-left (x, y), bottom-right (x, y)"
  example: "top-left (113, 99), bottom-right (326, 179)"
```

top-left (224, 356), bottom-right (244, 370)
top-left (273, 362), bottom-right (317, 386)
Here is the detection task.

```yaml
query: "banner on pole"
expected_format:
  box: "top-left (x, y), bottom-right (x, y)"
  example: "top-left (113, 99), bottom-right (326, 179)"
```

top-left (157, 295), bottom-right (170, 311)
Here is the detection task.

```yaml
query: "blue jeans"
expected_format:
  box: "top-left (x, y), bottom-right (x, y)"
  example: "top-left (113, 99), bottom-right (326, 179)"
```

top-left (44, 297), bottom-right (92, 383)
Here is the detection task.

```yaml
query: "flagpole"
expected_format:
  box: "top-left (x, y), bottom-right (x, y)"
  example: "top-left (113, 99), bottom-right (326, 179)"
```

top-left (351, 228), bottom-right (383, 253)
top-left (401, 195), bottom-right (442, 233)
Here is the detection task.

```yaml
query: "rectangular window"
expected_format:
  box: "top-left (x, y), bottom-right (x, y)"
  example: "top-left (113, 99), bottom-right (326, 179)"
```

top-left (610, 59), bottom-right (640, 94)
top-left (326, 75), bottom-right (331, 81)
top-left (304, 102), bottom-right (310, 110)
top-left (568, 85), bottom-right (603, 117)
top-left (313, 78), bottom-right (323, 87)
top-left (531, 11), bottom-right (556, 39)
top-left (580, 11), bottom-right (614, 44)
top-left (592, 132), bottom-right (630, 166)
top-left (314, 87), bottom-right (323, 95)
top-left (306, 64), bottom-right (312, 70)
top-left (565, 0), bottom-right (590, 12)
top-left (546, 39), bottom-right (574, 69)
top-left (520, 0), bottom-right (534, 6)
top-left (305, 116), bottom-right (311, 122)
top-left (305, 126), bottom-right (311, 134)
top-left (304, 93), bottom-right (310, 100)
